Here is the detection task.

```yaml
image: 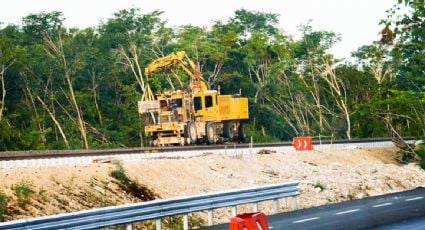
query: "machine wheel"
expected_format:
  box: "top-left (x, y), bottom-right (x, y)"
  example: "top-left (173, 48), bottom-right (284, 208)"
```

top-left (205, 122), bottom-right (216, 144)
top-left (223, 121), bottom-right (234, 139)
top-left (185, 121), bottom-right (197, 144)
top-left (149, 133), bottom-right (158, 147)
top-left (238, 123), bottom-right (246, 142)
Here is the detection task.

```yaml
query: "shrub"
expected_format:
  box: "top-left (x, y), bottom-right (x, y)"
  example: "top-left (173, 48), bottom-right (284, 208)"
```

top-left (13, 180), bottom-right (35, 209)
top-left (245, 124), bottom-right (280, 143)
top-left (163, 215), bottom-right (205, 229)
top-left (110, 163), bottom-right (129, 182)
top-left (416, 142), bottom-right (425, 170)
top-left (314, 183), bottom-right (326, 191)
top-left (419, 160), bottom-right (425, 170)
top-left (0, 191), bottom-right (8, 221)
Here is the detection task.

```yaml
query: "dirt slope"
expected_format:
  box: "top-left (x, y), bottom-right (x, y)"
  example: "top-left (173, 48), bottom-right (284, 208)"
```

top-left (1, 147), bottom-right (425, 225)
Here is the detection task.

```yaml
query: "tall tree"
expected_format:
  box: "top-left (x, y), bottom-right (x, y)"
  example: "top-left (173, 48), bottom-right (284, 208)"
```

top-left (387, 0), bottom-right (425, 91)
top-left (0, 30), bottom-right (18, 120)
top-left (294, 24), bottom-right (341, 137)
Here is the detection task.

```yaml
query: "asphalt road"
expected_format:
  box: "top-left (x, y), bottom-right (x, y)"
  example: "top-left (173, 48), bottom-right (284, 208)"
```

top-left (204, 187), bottom-right (425, 229)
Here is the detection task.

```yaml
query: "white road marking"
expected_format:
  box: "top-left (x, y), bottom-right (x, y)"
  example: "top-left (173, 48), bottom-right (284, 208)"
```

top-left (269, 226), bottom-right (274, 229)
top-left (335, 209), bottom-right (360, 215)
top-left (405, 196), bottom-right (423, 201)
top-left (373, 202), bottom-right (392, 208)
top-left (293, 217), bottom-right (320, 223)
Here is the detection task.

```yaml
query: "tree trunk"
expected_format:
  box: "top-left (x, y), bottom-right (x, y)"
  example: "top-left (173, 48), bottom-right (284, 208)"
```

top-left (116, 44), bottom-right (148, 96)
top-left (320, 57), bottom-right (352, 139)
top-left (90, 71), bottom-right (103, 124)
top-left (37, 96), bottom-right (70, 148)
top-left (0, 63), bottom-right (13, 121)
top-left (0, 67), bottom-right (6, 121)
top-left (45, 34), bottom-right (89, 148)
top-left (65, 71), bottom-right (89, 148)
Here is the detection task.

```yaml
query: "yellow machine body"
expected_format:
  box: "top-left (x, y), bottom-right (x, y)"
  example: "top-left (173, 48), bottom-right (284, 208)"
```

top-left (139, 51), bottom-right (249, 146)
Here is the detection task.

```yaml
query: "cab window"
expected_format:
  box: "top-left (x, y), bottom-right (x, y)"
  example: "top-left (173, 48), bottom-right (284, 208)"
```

top-left (205, 95), bottom-right (213, 108)
top-left (194, 96), bottom-right (202, 111)
top-left (170, 98), bottom-right (182, 108)
top-left (160, 100), bottom-right (169, 111)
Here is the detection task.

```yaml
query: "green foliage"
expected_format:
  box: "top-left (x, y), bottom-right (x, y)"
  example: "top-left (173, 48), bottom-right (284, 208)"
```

top-left (110, 163), bottom-right (157, 201)
top-left (230, 9), bottom-right (280, 36)
top-left (110, 163), bottom-right (129, 182)
top-left (245, 124), bottom-right (280, 143)
top-left (386, 0), bottom-right (425, 90)
top-left (314, 183), bottom-right (326, 191)
top-left (38, 188), bottom-right (49, 203)
top-left (416, 142), bottom-right (425, 170)
top-left (0, 119), bottom-right (45, 151)
top-left (351, 104), bottom-right (387, 138)
top-left (295, 22), bottom-right (340, 59)
top-left (162, 215), bottom-right (205, 230)
top-left (0, 191), bottom-right (8, 222)
top-left (22, 11), bottom-right (64, 42)
top-left (12, 180), bottom-right (35, 209)
top-left (0, 5), bottom-right (425, 151)
top-left (419, 161), bottom-right (425, 171)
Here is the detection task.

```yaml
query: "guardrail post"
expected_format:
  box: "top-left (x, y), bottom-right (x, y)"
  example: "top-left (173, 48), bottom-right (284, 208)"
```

top-left (253, 202), bottom-right (258, 212)
top-left (231, 206), bottom-right (237, 216)
top-left (273, 199), bottom-right (279, 213)
top-left (208, 209), bottom-right (214, 226)
top-left (183, 214), bottom-right (189, 230)
top-left (126, 224), bottom-right (132, 230)
top-left (250, 136), bottom-right (253, 156)
top-left (291, 196), bottom-right (298, 210)
top-left (155, 219), bottom-right (162, 230)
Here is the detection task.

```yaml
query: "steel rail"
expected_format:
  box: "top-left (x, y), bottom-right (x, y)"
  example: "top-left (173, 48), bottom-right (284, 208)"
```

top-left (0, 137), bottom-right (405, 160)
top-left (0, 138), bottom-right (412, 169)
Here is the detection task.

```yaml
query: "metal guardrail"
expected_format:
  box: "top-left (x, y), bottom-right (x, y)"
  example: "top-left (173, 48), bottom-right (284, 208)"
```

top-left (0, 181), bottom-right (299, 230)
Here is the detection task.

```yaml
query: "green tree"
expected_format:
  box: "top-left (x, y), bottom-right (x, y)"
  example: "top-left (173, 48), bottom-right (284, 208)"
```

top-left (387, 0), bottom-right (425, 90)
top-left (379, 0), bottom-right (425, 137)
top-left (22, 11), bottom-right (64, 42)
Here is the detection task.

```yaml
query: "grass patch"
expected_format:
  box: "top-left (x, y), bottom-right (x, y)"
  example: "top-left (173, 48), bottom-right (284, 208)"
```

top-left (38, 188), bottom-right (48, 203)
top-left (110, 162), bottom-right (157, 201)
top-left (162, 215), bottom-right (205, 229)
top-left (0, 191), bottom-right (8, 222)
top-left (314, 183), bottom-right (326, 191)
top-left (416, 143), bottom-right (425, 170)
top-left (110, 162), bottom-right (129, 182)
top-left (13, 180), bottom-right (35, 209)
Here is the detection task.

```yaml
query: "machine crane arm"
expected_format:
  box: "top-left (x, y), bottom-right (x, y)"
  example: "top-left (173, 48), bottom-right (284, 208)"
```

top-left (144, 51), bottom-right (209, 93)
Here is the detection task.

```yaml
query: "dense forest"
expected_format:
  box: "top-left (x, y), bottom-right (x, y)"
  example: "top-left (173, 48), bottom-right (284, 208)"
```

top-left (0, 0), bottom-right (423, 150)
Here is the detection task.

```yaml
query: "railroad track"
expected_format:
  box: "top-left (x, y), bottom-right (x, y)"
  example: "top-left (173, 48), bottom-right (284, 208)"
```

top-left (0, 138), bottom-right (407, 169)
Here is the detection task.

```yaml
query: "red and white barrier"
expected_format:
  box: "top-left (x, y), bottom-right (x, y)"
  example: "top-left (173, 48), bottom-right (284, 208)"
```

top-left (229, 212), bottom-right (269, 230)
top-left (292, 136), bottom-right (313, 151)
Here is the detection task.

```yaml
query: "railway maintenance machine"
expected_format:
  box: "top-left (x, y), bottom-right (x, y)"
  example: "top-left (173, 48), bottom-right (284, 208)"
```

top-left (138, 51), bottom-right (249, 147)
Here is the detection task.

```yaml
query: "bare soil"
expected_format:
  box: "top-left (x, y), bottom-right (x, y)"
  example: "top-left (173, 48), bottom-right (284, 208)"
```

top-left (1, 147), bottom-right (425, 225)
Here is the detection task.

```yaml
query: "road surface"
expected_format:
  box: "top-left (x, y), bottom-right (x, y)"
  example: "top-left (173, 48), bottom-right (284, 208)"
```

top-left (204, 187), bottom-right (425, 229)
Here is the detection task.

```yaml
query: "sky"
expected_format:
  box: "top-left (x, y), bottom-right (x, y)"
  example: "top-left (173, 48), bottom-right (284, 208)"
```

top-left (0, 0), bottom-right (396, 59)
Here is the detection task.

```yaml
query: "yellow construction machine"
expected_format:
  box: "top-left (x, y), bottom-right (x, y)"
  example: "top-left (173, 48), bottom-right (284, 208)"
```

top-left (138, 51), bottom-right (248, 146)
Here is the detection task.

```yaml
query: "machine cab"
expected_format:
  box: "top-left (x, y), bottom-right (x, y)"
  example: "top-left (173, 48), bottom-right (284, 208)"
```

top-left (193, 90), bottom-right (220, 121)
